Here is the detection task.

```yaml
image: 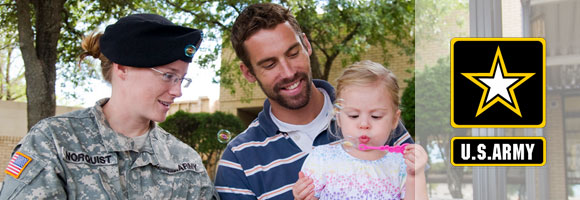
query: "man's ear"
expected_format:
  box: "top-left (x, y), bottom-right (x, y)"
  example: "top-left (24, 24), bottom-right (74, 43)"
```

top-left (301, 33), bottom-right (312, 56)
top-left (113, 63), bottom-right (129, 80)
top-left (240, 62), bottom-right (257, 83)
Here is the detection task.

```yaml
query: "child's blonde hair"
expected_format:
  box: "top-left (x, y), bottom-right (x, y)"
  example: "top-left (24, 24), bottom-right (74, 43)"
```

top-left (336, 60), bottom-right (400, 108)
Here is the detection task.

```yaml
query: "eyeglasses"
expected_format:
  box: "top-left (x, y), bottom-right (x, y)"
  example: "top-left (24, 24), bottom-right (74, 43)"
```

top-left (150, 68), bottom-right (192, 88)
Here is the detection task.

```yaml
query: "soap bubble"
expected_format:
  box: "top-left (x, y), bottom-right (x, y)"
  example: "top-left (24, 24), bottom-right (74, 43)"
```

top-left (332, 98), bottom-right (344, 116)
top-left (217, 129), bottom-right (232, 143)
top-left (340, 135), bottom-right (359, 153)
top-left (329, 98), bottom-right (345, 140)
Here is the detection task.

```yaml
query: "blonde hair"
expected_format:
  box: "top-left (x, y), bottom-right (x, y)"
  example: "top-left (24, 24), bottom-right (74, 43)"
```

top-left (336, 60), bottom-right (400, 108)
top-left (79, 32), bottom-right (114, 83)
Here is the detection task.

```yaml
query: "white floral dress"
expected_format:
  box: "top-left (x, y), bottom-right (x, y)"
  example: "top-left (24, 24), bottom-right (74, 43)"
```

top-left (301, 143), bottom-right (407, 200)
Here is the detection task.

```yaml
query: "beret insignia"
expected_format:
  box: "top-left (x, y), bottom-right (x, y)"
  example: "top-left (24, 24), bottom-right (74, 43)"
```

top-left (185, 44), bottom-right (197, 58)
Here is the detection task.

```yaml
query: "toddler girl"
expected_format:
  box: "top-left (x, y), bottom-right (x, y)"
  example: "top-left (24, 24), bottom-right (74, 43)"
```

top-left (296, 60), bottom-right (428, 200)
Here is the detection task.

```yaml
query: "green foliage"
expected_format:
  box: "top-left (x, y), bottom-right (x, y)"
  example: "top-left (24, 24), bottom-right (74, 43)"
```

top-left (158, 110), bottom-right (200, 148)
top-left (290, 0), bottom-right (415, 77)
top-left (0, 0), bottom-right (142, 103)
top-left (189, 111), bottom-right (244, 155)
top-left (416, 56), bottom-right (452, 135)
top-left (159, 110), bottom-right (244, 171)
top-left (1, 0), bottom-right (415, 104)
top-left (400, 69), bottom-right (414, 138)
top-left (160, 0), bottom-right (414, 98)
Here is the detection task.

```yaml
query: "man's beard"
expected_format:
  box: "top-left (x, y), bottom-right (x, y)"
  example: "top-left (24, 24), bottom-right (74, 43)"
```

top-left (257, 72), bottom-right (312, 110)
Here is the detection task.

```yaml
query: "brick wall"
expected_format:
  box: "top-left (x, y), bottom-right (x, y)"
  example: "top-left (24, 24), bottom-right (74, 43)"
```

top-left (0, 136), bottom-right (23, 182)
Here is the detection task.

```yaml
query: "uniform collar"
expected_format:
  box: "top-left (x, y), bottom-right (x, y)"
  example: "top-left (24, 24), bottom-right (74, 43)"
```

top-left (91, 98), bottom-right (181, 169)
top-left (91, 98), bottom-right (154, 153)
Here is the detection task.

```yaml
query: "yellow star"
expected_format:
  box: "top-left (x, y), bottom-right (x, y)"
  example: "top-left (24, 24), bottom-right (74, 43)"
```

top-left (461, 46), bottom-right (535, 117)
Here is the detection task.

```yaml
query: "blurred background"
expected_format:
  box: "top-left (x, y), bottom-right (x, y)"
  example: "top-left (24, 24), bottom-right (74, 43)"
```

top-left (416, 0), bottom-right (580, 199)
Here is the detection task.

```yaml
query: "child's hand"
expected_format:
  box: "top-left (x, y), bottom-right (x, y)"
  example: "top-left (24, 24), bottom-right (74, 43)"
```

top-left (293, 171), bottom-right (316, 200)
top-left (403, 144), bottom-right (428, 176)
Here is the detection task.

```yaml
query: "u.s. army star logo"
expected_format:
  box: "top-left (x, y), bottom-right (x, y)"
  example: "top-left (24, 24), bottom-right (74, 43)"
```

top-left (451, 38), bottom-right (545, 128)
top-left (461, 47), bottom-right (534, 117)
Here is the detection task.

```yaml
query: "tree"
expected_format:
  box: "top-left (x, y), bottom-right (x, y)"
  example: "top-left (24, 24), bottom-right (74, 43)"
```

top-left (15, 0), bottom-right (65, 130)
top-left (159, 110), bottom-right (244, 179)
top-left (3, 0), bottom-right (138, 130)
top-left (4, 0), bottom-right (415, 129)
top-left (191, 111), bottom-right (244, 178)
top-left (416, 56), bottom-right (467, 198)
top-left (157, 110), bottom-right (200, 147)
top-left (415, 0), bottom-right (468, 198)
top-left (157, 0), bottom-right (414, 97)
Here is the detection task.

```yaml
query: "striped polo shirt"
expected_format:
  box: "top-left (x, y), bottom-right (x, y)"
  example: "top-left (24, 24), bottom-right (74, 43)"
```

top-left (214, 80), bottom-right (413, 200)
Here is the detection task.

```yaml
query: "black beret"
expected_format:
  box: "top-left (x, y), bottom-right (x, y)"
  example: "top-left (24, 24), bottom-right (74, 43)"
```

top-left (100, 14), bottom-right (203, 68)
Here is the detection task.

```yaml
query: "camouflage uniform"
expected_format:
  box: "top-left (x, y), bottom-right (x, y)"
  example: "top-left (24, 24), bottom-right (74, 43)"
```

top-left (0, 98), bottom-right (217, 199)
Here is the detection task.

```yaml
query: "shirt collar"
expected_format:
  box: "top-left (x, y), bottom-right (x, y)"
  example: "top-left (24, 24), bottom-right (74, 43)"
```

top-left (259, 79), bottom-right (336, 136)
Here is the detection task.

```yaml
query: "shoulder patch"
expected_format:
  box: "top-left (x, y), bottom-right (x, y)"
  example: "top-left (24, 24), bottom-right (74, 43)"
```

top-left (5, 152), bottom-right (32, 179)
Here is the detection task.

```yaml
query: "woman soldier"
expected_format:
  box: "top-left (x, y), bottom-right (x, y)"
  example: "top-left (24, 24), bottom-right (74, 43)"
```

top-left (0, 14), bottom-right (217, 199)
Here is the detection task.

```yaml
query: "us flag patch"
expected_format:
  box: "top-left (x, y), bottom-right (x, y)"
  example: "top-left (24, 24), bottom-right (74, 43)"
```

top-left (5, 152), bottom-right (32, 179)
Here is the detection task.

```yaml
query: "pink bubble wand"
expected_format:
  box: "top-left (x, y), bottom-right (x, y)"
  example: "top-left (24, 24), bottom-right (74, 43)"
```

top-left (358, 143), bottom-right (408, 153)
